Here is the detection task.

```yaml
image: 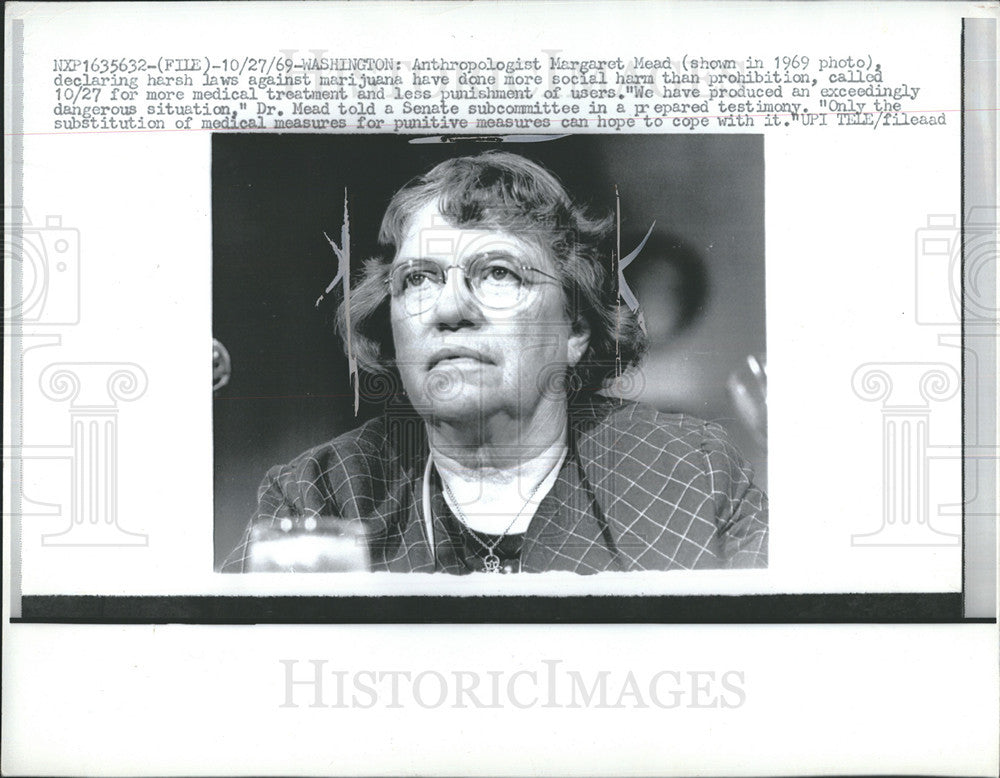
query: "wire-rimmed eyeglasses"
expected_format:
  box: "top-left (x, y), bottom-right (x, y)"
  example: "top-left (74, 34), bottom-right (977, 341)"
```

top-left (386, 252), bottom-right (561, 314)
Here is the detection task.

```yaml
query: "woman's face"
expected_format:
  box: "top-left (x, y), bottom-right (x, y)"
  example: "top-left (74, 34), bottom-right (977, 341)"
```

top-left (389, 200), bottom-right (589, 426)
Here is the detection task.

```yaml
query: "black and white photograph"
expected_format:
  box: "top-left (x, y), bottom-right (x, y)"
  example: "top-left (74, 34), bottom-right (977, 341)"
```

top-left (212, 135), bottom-right (768, 575)
top-left (5, 2), bottom-right (995, 775)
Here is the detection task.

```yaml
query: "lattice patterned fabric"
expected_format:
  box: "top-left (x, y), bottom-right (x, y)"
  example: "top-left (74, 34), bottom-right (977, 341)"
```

top-left (221, 397), bottom-right (768, 573)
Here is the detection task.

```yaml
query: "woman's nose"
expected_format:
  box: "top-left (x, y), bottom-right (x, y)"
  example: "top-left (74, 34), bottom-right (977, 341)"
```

top-left (428, 266), bottom-right (482, 327)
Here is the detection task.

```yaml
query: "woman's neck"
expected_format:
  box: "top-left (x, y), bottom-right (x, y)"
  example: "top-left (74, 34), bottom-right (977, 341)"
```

top-left (431, 430), bottom-right (568, 536)
top-left (430, 426), bottom-right (568, 487)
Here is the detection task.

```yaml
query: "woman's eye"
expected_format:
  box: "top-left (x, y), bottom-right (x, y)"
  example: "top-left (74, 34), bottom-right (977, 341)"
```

top-left (483, 265), bottom-right (522, 284)
top-left (405, 271), bottom-right (430, 288)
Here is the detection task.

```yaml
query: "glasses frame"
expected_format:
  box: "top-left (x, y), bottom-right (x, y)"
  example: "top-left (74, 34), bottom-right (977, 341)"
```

top-left (385, 256), bottom-right (562, 313)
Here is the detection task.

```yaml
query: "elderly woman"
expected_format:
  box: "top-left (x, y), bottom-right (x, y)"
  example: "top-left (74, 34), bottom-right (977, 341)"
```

top-left (225, 151), bottom-right (767, 574)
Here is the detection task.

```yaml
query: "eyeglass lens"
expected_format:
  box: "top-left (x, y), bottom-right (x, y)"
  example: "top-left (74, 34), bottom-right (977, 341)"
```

top-left (390, 255), bottom-right (531, 312)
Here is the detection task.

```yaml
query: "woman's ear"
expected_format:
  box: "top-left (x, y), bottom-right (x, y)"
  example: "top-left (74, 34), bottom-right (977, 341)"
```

top-left (567, 316), bottom-right (591, 367)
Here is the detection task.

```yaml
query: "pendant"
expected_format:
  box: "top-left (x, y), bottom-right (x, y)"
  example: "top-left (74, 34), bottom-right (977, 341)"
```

top-left (483, 553), bottom-right (501, 573)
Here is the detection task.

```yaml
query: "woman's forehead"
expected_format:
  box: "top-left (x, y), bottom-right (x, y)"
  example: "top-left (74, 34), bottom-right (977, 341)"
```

top-left (398, 200), bottom-right (552, 265)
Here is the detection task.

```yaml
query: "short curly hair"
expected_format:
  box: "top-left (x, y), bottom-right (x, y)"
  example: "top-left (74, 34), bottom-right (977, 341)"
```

top-left (336, 151), bottom-right (646, 395)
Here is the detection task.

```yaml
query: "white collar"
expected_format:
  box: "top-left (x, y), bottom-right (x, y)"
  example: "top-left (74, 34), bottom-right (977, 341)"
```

top-left (422, 441), bottom-right (568, 546)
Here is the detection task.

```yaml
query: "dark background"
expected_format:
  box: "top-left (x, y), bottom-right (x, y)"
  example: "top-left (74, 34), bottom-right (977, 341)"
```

top-left (213, 134), bottom-right (766, 569)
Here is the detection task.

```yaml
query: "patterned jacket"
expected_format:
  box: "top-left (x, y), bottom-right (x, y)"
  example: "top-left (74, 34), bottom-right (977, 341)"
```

top-left (222, 398), bottom-right (768, 573)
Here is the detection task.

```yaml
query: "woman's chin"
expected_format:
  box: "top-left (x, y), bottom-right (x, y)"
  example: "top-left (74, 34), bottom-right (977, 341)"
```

top-left (409, 386), bottom-right (506, 425)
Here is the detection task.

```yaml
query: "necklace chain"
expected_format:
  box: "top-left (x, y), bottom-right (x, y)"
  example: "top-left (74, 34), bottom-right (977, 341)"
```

top-left (442, 479), bottom-right (543, 573)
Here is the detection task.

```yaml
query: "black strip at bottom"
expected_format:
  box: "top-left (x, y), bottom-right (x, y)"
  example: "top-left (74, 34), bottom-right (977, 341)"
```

top-left (13, 593), bottom-right (970, 624)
